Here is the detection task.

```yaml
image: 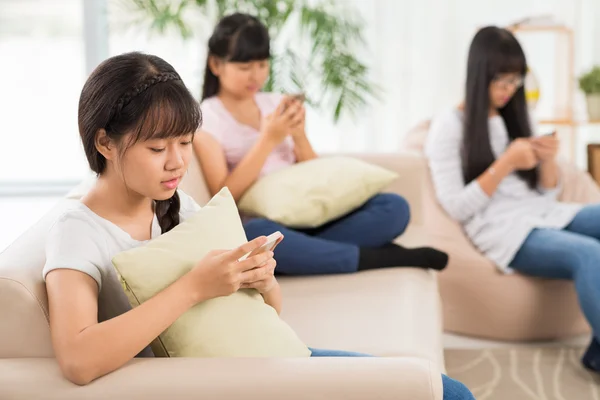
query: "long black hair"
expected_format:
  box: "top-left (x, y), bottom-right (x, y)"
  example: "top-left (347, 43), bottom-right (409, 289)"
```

top-left (78, 51), bottom-right (202, 233)
top-left (201, 13), bottom-right (271, 100)
top-left (462, 26), bottom-right (538, 189)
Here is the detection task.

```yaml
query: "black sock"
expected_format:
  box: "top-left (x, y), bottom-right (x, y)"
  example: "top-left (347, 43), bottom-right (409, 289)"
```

top-left (582, 337), bottom-right (600, 372)
top-left (357, 243), bottom-right (448, 271)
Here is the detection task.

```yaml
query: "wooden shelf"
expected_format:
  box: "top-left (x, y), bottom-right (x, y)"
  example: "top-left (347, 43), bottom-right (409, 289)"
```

top-left (510, 25), bottom-right (573, 34)
top-left (538, 119), bottom-right (600, 126)
top-left (538, 119), bottom-right (575, 125)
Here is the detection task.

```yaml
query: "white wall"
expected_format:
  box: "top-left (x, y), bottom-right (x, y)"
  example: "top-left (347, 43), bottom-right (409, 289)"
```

top-left (1, 0), bottom-right (599, 186)
top-left (305, 0), bottom-right (600, 159)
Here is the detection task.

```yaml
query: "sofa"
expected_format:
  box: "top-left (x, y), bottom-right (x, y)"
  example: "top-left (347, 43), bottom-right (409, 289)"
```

top-left (0, 153), bottom-right (447, 400)
top-left (403, 122), bottom-right (596, 341)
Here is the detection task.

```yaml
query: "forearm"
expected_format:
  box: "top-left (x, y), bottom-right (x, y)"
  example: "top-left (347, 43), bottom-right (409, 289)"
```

top-left (261, 280), bottom-right (282, 314)
top-left (293, 134), bottom-right (317, 162)
top-left (476, 156), bottom-right (515, 196)
top-left (538, 160), bottom-right (559, 189)
top-left (69, 276), bottom-right (197, 384)
top-left (440, 156), bottom-right (512, 223)
top-left (223, 137), bottom-right (277, 201)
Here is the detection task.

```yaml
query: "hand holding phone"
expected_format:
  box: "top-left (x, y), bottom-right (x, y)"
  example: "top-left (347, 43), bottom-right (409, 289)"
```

top-left (237, 232), bottom-right (282, 294)
top-left (238, 231), bottom-right (283, 262)
top-left (261, 95), bottom-right (305, 145)
top-left (280, 93), bottom-right (305, 113)
top-left (532, 131), bottom-right (559, 162)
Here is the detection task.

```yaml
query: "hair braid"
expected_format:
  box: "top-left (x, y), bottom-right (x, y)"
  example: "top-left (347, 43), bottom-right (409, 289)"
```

top-left (155, 192), bottom-right (180, 233)
top-left (112, 72), bottom-right (181, 118)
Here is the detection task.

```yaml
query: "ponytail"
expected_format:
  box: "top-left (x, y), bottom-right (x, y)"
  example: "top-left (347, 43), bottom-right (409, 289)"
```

top-left (155, 192), bottom-right (181, 233)
top-left (201, 59), bottom-right (220, 101)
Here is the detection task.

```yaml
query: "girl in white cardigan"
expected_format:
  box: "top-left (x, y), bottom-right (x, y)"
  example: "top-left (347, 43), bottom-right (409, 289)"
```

top-left (425, 26), bottom-right (600, 372)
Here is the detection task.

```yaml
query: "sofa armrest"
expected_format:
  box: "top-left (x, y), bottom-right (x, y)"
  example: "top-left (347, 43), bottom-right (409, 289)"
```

top-left (0, 357), bottom-right (442, 400)
top-left (330, 152), bottom-right (426, 226)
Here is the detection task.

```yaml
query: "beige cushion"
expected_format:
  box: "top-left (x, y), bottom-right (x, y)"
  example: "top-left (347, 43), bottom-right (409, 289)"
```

top-left (111, 187), bottom-right (310, 358)
top-left (237, 156), bottom-right (398, 228)
top-left (279, 265), bottom-right (445, 372)
top-left (403, 225), bottom-right (590, 341)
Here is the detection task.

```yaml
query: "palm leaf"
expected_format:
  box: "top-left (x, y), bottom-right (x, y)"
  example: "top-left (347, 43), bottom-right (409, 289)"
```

top-left (121, 0), bottom-right (380, 122)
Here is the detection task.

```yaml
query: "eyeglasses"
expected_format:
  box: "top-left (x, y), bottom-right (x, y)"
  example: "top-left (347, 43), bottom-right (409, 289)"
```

top-left (492, 75), bottom-right (524, 89)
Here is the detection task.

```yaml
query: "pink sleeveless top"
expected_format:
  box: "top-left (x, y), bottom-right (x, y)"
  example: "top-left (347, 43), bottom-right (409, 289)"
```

top-left (200, 92), bottom-right (296, 177)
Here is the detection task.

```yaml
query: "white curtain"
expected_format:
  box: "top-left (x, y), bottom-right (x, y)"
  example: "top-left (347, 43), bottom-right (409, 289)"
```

top-left (306, 0), bottom-right (600, 161)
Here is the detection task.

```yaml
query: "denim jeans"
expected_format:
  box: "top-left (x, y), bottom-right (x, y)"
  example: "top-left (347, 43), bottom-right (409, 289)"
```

top-left (308, 348), bottom-right (475, 400)
top-left (243, 193), bottom-right (411, 275)
top-left (511, 203), bottom-right (600, 341)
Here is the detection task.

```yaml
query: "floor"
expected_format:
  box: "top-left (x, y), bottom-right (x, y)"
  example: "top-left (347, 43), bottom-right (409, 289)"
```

top-left (0, 196), bottom-right (592, 350)
top-left (444, 332), bottom-right (589, 349)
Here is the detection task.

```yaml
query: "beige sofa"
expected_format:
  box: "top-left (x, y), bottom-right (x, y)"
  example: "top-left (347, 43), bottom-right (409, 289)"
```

top-left (0, 154), bottom-right (447, 400)
top-left (404, 122), bottom-right (597, 341)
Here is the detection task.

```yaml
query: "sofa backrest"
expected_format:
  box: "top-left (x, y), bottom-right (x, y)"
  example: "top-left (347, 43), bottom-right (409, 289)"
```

top-left (0, 156), bottom-right (213, 359)
top-left (179, 154), bottom-right (212, 206)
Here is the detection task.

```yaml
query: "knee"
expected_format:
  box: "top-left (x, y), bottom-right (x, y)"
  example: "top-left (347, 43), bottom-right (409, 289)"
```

top-left (573, 240), bottom-right (600, 275)
top-left (441, 375), bottom-right (475, 400)
top-left (243, 218), bottom-right (282, 239)
top-left (372, 193), bottom-right (411, 236)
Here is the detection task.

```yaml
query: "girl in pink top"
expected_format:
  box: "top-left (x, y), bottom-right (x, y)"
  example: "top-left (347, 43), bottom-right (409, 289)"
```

top-left (193, 13), bottom-right (450, 276)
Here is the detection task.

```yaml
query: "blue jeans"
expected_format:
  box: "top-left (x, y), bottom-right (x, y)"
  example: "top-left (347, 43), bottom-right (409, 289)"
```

top-left (511, 203), bottom-right (600, 341)
top-left (308, 348), bottom-right (475, 400)
top-left (243, 193), bottom-right (410, 275)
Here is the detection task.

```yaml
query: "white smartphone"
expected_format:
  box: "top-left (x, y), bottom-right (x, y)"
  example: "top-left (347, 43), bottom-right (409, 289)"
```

top-left (538, 129), bottom-right (556, 137)
top-left (238, 231), bottom-right (283, 261)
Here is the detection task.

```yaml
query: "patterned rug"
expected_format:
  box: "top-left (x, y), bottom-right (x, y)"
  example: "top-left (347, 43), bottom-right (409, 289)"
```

top-left (444, 347), bottom-right (600, 399)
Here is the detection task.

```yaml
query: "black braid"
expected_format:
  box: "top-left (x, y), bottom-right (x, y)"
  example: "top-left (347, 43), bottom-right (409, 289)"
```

top-left (112, 72), bottom-right (181, 117)
top-left (155, 192), bottom-right (181, 233)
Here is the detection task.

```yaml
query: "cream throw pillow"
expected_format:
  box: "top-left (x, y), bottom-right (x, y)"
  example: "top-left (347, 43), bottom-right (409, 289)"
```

top-left (238, 156), bottom-right (399, 228)
top-left (112, 187), bottom-right (310, 358)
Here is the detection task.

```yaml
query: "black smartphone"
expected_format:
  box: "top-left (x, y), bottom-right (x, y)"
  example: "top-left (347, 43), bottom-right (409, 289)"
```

top-left (291, 93), bottom-right (305, 102)
top-left (281, 93), bottom-right (305, 113)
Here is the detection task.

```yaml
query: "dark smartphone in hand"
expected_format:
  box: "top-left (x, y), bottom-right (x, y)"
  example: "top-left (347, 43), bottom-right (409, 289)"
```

top-left (281, 93), bottom-right (305, 113)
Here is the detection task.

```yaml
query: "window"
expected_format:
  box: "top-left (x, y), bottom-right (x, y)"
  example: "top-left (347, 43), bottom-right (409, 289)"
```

top-left (0, 0), bottom-right (89, 184)
top-left (108, 2), bottom-right (205, 101)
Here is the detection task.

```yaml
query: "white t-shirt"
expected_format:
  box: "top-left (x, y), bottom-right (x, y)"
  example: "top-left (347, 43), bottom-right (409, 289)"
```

top-left (43, 190), bottom-right (201, 355)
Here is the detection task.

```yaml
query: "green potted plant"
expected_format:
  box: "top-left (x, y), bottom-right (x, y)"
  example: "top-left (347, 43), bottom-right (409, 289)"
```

top-left (121, 0), bottom-right (380, 122)
top-left (578, 66), bottom-right (600, 121)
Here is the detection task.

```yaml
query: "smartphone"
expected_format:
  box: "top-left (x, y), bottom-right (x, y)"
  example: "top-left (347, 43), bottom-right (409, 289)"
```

top-left (280, 93), bottom-right (305, 113)
top-left (290, 93), bottom-right (305, 102)
top-left (238, 231), bottom-right (283, 261)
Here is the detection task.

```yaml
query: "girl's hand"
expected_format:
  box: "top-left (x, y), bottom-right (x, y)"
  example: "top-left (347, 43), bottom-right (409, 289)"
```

top-left (288, 101), bottom-right (306, 139)
top-left (531, 134), bottom-right (559, 162)
top-left (240, 234), bottom-right (281, 294)
top-left (502, 138), bottom-right (538, 171)
top-left (240, 258), bottom-right (278, 294)
top-left (185, 236), bottom-right (274, 302)
top-left (260, 98), bottom-right (302, 145)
